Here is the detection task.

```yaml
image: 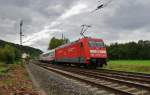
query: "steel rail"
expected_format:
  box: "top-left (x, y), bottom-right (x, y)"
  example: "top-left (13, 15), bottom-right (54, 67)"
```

top-left (97, 69), bottom-right (150, 78)
top-left (78, 70), bottom-right (150, 84)
top-left (42, 64), bottom-right (150, 91)
top-left (71, 70), bottom-right (150, 91)
top-left (34, 62), bottom-right (150, 95)
top-left (39, 65), bottom-right (134, 95)
top-left (38, 63), bottom-right (150, 85)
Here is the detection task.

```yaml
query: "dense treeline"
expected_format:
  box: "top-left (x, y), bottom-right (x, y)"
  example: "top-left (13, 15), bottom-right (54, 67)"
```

top-left (107, 40), bottom-right (150, 60)
top-left (0, 40), bottom-right (42, 64)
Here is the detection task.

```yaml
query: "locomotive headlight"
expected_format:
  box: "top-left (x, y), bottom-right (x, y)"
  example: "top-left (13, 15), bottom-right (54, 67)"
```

top-left (90, 50), bottom-right (106, 53)
top-left (90, 50), bottom-right (97, 53)
top-left (99, 50), bottom-right (106, 53)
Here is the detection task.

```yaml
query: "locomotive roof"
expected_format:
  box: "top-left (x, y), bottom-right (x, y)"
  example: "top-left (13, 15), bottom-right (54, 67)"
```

top-left (42, 49), bottom-right (55, 55)
top-left (56, 37), bottom-right (103, 49)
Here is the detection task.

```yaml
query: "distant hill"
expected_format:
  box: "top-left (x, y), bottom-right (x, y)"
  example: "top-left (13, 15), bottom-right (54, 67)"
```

top-left (0, 39), bottom-right (43, 58)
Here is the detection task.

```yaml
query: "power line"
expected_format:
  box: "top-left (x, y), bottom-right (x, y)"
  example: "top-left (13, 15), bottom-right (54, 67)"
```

top-left (91, 0), bottom-right (113, 13)
top-left (22, 37), bottom-right (34, 44)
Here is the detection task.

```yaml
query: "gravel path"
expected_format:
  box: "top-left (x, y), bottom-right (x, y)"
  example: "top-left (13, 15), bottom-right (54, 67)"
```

top-left (26, 63), bottom-right (112, 95)
top-left (25, 64), bottom-right (47, 95)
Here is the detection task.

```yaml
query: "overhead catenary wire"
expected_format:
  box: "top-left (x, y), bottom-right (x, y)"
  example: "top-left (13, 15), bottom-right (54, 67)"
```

top-left (80, 0), bottom-right (114, 37)
top-left (91, 0), bottom-right (113, 13)
top-left (23, 0), bottom-right (114, 43)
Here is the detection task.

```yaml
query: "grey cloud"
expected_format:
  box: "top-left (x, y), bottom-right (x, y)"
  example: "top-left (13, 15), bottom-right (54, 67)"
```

top-left (0, 0), bottom-right (31, 7)
top-left (103, 0), bottom-right (150, 31)
top-left (47, 0), bottom-right (150, 47)
top-left (0, 0), bottom-right (150, 51)
top-left (0, 0), bottom-right (77, 47)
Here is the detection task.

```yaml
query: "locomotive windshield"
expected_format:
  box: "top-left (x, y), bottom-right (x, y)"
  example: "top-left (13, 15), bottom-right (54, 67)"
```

top-left (89, 41), bottom-right (105, 47)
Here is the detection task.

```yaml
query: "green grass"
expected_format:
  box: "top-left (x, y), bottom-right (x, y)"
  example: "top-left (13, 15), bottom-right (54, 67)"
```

top-left (104, 60), bottom-right (150, 74)
top-left (0, 67), bottom-right (8, 75)
top-left (0, 62), bottom-right (9, 75)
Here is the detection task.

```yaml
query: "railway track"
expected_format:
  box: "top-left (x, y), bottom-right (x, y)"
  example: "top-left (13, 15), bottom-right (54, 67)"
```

top-left (34, 62), bottom-right (150, 95)
top-left (97, 68), bottom-right (150, 80)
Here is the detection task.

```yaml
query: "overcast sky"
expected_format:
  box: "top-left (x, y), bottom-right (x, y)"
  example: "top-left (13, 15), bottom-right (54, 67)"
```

top-left (0, 0), bottom-right (150, 51)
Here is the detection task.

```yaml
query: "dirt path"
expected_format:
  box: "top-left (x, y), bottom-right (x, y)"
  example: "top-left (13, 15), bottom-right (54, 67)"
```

top-left (25, 64), bottom-right (47, 95)
top-left (0, 63), bottom-right (40, 95)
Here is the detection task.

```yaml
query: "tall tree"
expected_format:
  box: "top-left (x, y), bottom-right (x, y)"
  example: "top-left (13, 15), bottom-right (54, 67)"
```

top-left (48, 37), bottom-right (70, 50)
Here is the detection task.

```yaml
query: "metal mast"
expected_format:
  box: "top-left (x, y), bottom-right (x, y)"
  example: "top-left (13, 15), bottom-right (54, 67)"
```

top-left (20, 20), bottom-right (23, 45)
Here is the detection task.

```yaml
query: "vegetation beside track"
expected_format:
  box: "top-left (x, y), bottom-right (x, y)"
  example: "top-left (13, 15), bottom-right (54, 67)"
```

top-left (0, 62), bottom-right (39, 95)
top-left (107, 40), bottom-right (150, 60)
top-left (104, 60), bottom-right (150, 74)
top-left (0, 39), bottom-right (42, 64)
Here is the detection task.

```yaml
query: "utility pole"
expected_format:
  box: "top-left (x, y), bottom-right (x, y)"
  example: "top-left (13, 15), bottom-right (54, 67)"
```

top-left (62, 33), bottom-right (64, 40)
top-left (20, 20), bottom-right (23, 45)
top-left (62, 33), bottom-right (67, 44)
top-left (19, 20), bottom-right (24, 61)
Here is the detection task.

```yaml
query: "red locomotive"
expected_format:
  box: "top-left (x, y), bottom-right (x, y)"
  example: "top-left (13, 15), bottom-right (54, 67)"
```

top-left (40, 37), bottom-right (107, 68)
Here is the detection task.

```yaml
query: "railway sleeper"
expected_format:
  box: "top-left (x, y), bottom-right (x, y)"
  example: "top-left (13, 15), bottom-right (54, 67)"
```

top-left (133, 90), bottom-right (150, 95)
top-left (115, 86), bottom-right (129, 90)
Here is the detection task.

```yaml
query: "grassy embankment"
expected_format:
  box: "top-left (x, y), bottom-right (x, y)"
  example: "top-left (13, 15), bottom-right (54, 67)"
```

top-left (104, 60), bottom-right (150, 74)
top-left (0, 63), bottom-right (8, 76)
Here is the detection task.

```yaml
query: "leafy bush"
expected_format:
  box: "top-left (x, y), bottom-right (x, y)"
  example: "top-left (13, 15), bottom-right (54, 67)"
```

top-left (0, 44), bottom-right (15, 64)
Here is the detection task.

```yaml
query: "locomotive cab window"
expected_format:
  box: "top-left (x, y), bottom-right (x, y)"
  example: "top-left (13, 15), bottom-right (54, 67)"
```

top-left (89, 41), bottom-right (104, 47)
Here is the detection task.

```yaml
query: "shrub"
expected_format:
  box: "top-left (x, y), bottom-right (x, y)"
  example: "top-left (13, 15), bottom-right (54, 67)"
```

top-left (0, 44), bottom-right (15, 64)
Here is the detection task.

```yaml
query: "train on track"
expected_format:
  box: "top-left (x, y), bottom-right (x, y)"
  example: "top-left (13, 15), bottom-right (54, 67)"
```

top-left (39, 37), bottom-right (107, 68)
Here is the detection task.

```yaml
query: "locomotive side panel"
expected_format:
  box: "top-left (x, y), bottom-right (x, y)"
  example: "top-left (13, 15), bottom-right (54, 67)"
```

top-left (55, 42), bottom-right (85, 64)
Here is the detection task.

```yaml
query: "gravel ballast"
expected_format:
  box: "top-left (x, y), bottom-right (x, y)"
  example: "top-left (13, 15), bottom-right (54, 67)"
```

top-left (27, 63), bottom-right (112, 95)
